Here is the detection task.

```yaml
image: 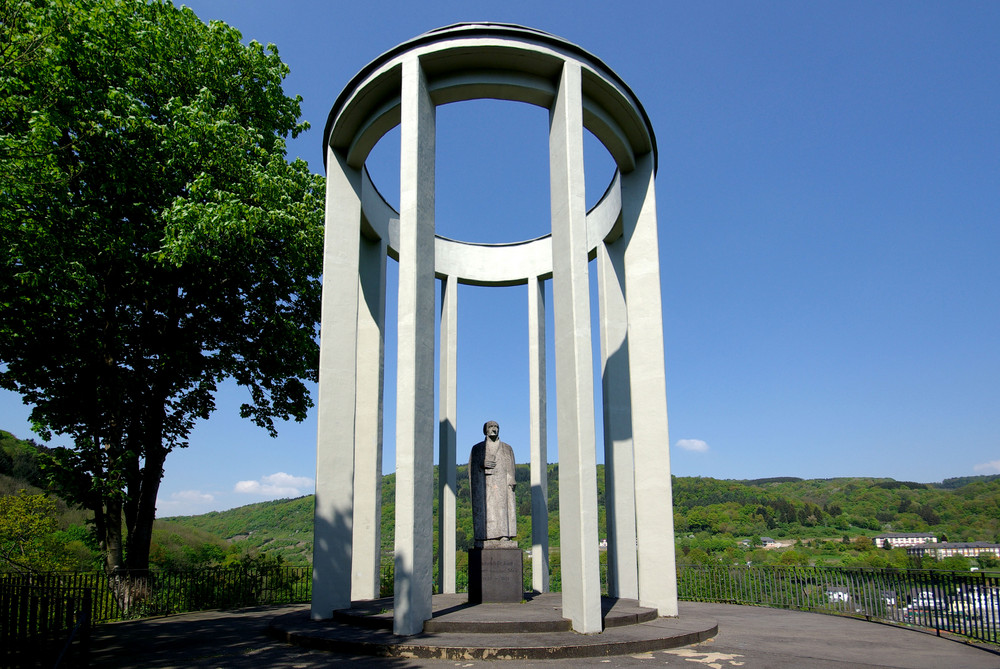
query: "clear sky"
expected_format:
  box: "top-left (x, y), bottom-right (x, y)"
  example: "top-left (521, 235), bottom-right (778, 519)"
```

top-left (2, 1), bottom-right (999, 516)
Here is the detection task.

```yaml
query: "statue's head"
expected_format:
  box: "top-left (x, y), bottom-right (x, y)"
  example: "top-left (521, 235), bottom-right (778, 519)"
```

top-left (483, 420), bottom-right (499, 438)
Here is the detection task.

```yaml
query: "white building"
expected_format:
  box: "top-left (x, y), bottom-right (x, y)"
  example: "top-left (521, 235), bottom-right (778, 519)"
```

top-left (826, 586), bottom-right (850, 603)
top-left (873, 532), bottom-right (937, 549)
top-left (908, 542), bottom-right (1000, 560)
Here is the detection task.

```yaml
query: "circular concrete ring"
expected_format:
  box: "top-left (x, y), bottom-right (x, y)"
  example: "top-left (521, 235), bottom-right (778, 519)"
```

top-left (325, 23), bottom-right (657, 286)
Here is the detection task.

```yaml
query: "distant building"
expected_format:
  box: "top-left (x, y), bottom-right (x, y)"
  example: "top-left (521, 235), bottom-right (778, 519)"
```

top-left (826, 586), bottom-right (850, 603)
top-left (907, 542), bottom-right (1000, 560)
top-left (907, 589), bottom-right (945, 610)
top-left (874, 532), bottom-right (937, 549)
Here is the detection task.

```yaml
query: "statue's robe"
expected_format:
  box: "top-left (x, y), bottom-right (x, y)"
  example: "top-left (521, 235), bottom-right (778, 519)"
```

top-left (469, 439), bottom-right (517, 544)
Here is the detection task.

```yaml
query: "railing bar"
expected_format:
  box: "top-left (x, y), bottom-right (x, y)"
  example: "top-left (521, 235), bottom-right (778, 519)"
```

top-left (849, 569), bottom-right (859, 616)
top-left (9, 565), bottom-right (997, 645)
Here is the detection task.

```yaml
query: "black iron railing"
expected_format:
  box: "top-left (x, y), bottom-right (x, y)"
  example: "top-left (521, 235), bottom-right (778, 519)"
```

top-left (381, 560), bottom-right (998, 646)
top-left (677, 565), bottom-right (999, 646)
top-left (5, 564), bottom-right (996, 649)
top-left (0, 567), bottom-right (311, 626)
top-left (0, 578), bottom-right (93, 668)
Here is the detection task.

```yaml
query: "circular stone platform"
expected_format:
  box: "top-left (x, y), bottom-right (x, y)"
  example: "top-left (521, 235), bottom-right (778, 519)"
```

top-left (267, 593), bottom-right (718, 660)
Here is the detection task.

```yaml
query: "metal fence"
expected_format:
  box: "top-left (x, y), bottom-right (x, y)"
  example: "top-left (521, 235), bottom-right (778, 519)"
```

top-left (0, 579), bottom-right (92, 668)
top-left (0, 567), bottom-right (312, 626)
top-left (677, 565), bottom-right (1000, 646)
top-left (5, 564), bottom-right (997, 650)
top-left (377, 561), bottom-right (997, 646)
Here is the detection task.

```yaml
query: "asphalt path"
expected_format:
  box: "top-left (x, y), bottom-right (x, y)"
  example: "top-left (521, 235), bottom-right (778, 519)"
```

top-left (88, 602), bottom-right (1000, 668)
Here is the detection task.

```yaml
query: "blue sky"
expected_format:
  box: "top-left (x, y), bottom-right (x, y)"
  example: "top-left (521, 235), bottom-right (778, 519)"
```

top-left (2, 1), bottom-right (999, 515)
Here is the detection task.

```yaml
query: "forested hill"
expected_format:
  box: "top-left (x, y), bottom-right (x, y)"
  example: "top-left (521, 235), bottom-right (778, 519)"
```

top-left (671, 475), bottom-right (1000, 541)
top-left (3, 427), bottom-right (998, 568)
top-left (158, 467), bottom-right (1000, 566)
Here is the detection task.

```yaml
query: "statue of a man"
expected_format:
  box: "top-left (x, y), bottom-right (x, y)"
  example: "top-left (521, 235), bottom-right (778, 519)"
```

top-left (469, 420), bottom-right (516, 548)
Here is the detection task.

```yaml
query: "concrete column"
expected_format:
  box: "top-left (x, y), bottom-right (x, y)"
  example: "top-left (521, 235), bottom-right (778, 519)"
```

top-left (549, 60), bottom-right (602, 633)
top-left (527, 276), bottom-right (549, 593)
top-left (621, 152), bottom-right (678, 616)
top-left (597, 241), bottom-right (638, 600)
top-left (393, 55), bottom-right (436, 636)
top-left (312, 146), bottom-right (361, 619)
top-left (438, 274), bottom-right (458, 594)
top-left (352, 234), bottom-right (387, 601)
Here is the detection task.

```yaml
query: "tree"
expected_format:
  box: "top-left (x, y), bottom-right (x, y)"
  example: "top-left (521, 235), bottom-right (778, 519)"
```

top-left (0, 0), bottom-right (324, 573)
top-left (683, 547), bottom-right (712, 566)
top-left (851, 536), bottom-right (875, 552)
top-left (976, 552), bottom-right (999, 570)
top-left (936, 555), bottom-right (971, 572)
top-left (0, 491), bottom-right (74, 572)
top-left (777, 549), bottom-right (808, 566)
top-left (917, 504), bottom-right (941, 526)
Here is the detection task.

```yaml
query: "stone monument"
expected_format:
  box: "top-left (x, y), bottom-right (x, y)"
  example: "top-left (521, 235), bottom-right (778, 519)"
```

top-left (311, 23), bottom-right (678, 635)
top-left (468, 420), bottom-right (522, 602)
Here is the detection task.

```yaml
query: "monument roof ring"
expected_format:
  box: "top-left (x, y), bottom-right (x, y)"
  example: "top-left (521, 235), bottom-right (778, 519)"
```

top-left (324, 22), bottom-right (658, 286)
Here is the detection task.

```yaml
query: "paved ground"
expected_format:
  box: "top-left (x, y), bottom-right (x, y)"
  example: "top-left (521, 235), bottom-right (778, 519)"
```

top-left (88, 602), bottom-right (1000, 668)
top-left (267, 592), bottom-right (716, 658)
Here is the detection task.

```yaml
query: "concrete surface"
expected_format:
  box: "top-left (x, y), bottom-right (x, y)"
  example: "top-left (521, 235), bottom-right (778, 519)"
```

top-left (88, 601), bottom-right (1000, 668)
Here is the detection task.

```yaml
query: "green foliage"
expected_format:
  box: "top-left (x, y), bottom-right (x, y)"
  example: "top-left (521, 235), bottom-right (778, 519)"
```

top-left (149, 522), bottom-right (229, 570)
top-left (777, 549), bottom-right (809, 566)
top-left (673, 475), bottom-right (1000, 569)
top-left (0, 430), bottom-right (46, 488)
top-left (936, 475), bottom-right (1000, 489)
top-left (671, 475), bottom-right (1000, 545)
top-left (851, 536), bottom-right (874, 552)
top-left (160, 495), bottom-right (314, 566)
top-left (58, 461), bottom-right (1000, 574)
top-left (53, 522), bottom-right (103, 569)
top-left (736, 477), bottom-right (804, 485)
top-left (682, 547), bottom-right (712, 565)
top-left (0, 0), bottom-right (324, 572)
top-left (874, 480), bottom-right (928, 490)
top-left (0, 432), bottom-right (101, 570)
top-left (934, 555), bottom-right (972, 571)
top-left (0, 490), bottom-right (76, 572)
top-left (976, 552), bottom-right (999, 569)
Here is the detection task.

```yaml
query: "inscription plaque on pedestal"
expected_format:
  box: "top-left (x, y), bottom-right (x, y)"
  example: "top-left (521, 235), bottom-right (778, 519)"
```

top-left (469, 548), bottom-right (523, 603)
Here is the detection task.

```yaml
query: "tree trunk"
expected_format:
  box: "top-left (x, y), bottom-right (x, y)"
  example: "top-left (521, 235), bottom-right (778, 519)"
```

top-left (124, 440), bottom-right (166, 573)
top-left (102, 498), bottom-right (125, 573)
top-left (124, 388), bottom-right (169, 574)
top-left (122, 302), bottom-right (178, 573)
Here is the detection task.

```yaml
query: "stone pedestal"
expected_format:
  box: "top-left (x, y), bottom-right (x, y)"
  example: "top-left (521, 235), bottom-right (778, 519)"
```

top-left (468, 548), bottom-right (523, 603)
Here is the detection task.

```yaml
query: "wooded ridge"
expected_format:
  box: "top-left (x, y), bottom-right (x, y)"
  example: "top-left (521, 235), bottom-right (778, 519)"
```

top-left (3, 429), bottom-right (998, 571)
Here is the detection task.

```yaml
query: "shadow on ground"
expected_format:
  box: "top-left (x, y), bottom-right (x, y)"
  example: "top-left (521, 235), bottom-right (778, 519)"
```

top-left (87, 601), bottom-right (1000, 669)
top-left (88, 604), bottom-right (418, 669)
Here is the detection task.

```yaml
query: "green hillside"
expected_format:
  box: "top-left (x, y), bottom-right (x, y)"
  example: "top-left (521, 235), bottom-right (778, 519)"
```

top-left (673, 475), bottom-right (1000, 541)
top-left (5, 424), bottom-right (999, 572)
top-left (158, 495), bottom-right (315, 566)
top-left (160, 468), bottom-right (1000, 569)
top-left (159, 464), bottom-right (563, 566)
